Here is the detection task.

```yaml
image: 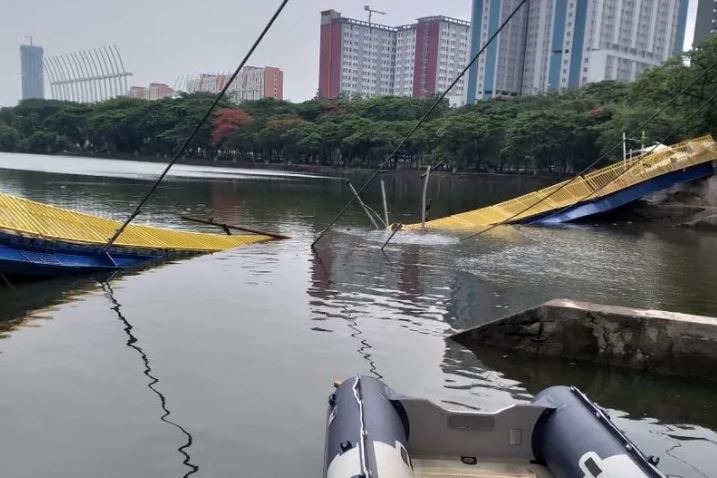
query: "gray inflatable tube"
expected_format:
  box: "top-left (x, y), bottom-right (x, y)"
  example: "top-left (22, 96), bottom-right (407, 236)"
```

top-left (532, 386), bottom-right (663, 478)
top-left (324, 377), bottom-right (664, 478)
top-left (324, 376), bottom-right (412, 478)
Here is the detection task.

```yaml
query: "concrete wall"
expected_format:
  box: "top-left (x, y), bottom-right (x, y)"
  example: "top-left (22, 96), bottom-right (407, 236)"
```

top-left (451, 299), bottom-right (717, 382)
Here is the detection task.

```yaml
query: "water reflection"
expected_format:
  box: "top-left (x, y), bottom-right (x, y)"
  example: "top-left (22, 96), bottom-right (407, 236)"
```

top-left (306, 223), bottom-right (717, 477)
top-left (0, 276), bottom-right (103, 335)
top-left (2, 155), bottom-right (717, 477)
top-left (443, 341), bottom-right (717, 429)
top-left (310, 241), bottom-right (383, 379)
top-left (100, 281), bottom-right (198, 477)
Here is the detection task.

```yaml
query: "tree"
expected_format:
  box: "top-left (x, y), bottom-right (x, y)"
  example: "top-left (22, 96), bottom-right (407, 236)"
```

top-left (502, 110), bottom-right (576, 173)
top-left (0, 41), bottom-right (714, 174)
top-left (210, 108), bottom-right (253, 147)
top-left (625, 36), bottom-right (717, 140)
top-left (18, 131), bottom-right (69, 154)
top-left (595, 104), bottom-right (675, 159)
top-left (0, 123), bottom-right (20, 151)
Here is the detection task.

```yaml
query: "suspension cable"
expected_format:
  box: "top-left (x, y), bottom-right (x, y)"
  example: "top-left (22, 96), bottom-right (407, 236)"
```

top-left (311, 0), bottom-right (531, 249)
top-left (101, 0), bottom-right (289, 251)
top-left (461, 59), bottom-right (717, 240)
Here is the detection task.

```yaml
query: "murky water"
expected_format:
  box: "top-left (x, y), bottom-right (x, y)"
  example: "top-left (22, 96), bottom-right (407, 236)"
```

top-left (0, 153), bottom-right (716, 478)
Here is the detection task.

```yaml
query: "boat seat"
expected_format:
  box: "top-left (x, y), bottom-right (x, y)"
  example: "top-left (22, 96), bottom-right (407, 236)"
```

top-left (412, 457), bottom-right (553, 478)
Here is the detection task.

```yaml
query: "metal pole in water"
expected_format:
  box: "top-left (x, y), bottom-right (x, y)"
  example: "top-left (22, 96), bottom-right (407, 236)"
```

top-left (348, 180), bottom-right (379, 230)
top-left (421, 165), bottom-right (431, 229)
top-left (380, 180), bottom-right (389, 228)
top-left (641, 131), bottom-right (645, 152)
top-left (381, 223), bottom-right (402, 252)
top-left (622, 132), bottom-right (627, 171)
top-left (179, 215), bottom-right (290, 239)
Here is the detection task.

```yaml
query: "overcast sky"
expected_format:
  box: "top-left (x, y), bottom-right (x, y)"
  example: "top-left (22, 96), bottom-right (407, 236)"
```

top-left (0, 0), bottom-right (699, 108)
top-left (0, 0), bottom-right (471, 107)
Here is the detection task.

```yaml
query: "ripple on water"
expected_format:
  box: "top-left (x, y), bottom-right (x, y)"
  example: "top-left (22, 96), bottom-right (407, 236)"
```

top-left (1, 159), bottom-right (716, 478)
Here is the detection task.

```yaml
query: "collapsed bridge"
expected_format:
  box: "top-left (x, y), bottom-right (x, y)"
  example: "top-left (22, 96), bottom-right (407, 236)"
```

top-left (404, 135), bottom-right (717, 232)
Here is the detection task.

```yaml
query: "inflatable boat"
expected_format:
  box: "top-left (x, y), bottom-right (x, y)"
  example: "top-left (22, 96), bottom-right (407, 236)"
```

top-left (324, 376), bottom-right (664, 478)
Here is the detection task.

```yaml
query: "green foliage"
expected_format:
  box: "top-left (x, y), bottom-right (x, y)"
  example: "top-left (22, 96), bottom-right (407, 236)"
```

top-left (0, 122), bottom-right (20, 151)
top-left (18, 131), bottom-right (69, 154)
top-left (0, 39), bottom-right (715, 173)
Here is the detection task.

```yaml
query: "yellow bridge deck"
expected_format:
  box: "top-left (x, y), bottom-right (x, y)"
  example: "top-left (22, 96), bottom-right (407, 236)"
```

top-left (0, 194), bottom-right (272, 253)
top-left (405, 135), bottom-right (717, 232)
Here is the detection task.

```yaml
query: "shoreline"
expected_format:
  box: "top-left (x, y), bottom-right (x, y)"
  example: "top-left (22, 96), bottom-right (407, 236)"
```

top-left (52, 151), bottom-right (569, 180)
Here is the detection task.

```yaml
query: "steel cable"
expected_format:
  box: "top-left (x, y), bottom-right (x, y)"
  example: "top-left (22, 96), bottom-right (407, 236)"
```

top-left (102, 0), bottom-right (290, 251)
top-left (460, 60), bottom-right (717, 240)
top-left (311, 0), bottom-right (531, 248)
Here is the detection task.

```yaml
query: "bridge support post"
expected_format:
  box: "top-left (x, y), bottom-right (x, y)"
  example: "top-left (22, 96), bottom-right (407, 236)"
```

top-left (421, 165), bottom-right (431, 229)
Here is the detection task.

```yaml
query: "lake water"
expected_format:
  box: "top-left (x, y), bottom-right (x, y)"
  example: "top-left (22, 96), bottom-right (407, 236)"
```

top-left (0, 152), bottom-right (716, 478)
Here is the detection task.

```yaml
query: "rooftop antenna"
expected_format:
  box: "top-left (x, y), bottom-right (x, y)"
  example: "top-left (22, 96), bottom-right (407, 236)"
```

top-left (25, 36), bottom-right (33, 46)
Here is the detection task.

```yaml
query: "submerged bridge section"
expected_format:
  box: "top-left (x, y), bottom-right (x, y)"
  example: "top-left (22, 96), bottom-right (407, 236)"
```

top-left (406, 136), bottom-right (717, 232)
top-left (0, 194), bottom-right (271, 253)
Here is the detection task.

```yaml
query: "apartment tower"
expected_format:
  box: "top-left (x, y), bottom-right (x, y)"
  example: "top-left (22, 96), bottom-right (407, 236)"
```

top-left (467, 0), bottom-right (690, 102)
top-left (20, 43), bottom-right (45, 100)
top-left (318, 10), bottom-right (470, 105)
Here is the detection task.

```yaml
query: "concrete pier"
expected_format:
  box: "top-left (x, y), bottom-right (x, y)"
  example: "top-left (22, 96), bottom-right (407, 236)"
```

top-left (451, 299), bottom-right (717, 382)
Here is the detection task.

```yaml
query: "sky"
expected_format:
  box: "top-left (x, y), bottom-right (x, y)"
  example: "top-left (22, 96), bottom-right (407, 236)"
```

top-left (0, 0), bottom-right (700, 108)
top-left (0, 0), bottom-right (471, 107)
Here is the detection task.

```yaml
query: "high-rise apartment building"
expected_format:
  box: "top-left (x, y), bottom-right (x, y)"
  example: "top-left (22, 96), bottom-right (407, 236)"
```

top-left (20, 44), bottom-right (44, 99)
top-left (319, 9), bottom-right (399, 98)
top-left (468, 0), bottom-right (690, 102)
top-left (318, 10), bottom-right (470, 105)
top-left (184, 66), bottom-right (284, 102)
top-left (263, 66), bottom-right (283, 100)
top-left (415, 16), bottom-right (472, 102)
top-left (467, 0), bottom-right (529, 98)
top-left (693, 0), bottom-right (717, 46)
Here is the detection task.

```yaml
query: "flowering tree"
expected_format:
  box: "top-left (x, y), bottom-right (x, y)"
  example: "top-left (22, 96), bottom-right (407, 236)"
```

top-left (210, 108), bottom-right (253, 147)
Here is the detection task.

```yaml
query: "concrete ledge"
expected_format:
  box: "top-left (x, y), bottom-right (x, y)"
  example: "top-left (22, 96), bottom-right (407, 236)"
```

top-left (450, 299), bottom-right (717, 382)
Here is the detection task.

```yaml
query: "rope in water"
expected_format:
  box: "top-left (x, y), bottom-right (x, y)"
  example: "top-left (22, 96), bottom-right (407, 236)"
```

top-left (310, 0), bottom-right (531, 248)
top-left (101, 0), bottom-right (290, 252)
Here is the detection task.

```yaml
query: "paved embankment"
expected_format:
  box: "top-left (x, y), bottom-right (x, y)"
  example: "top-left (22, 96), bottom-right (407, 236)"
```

top-left (451, 299), bottom-right (717, 382)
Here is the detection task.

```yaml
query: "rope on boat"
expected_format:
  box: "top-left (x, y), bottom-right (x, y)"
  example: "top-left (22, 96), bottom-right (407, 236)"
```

top-left (310, 0), bottom-right (531, 249)
top-left (352, 376), bottom-right (370, 477)
top-left (101, 0), bottom-right (290, 252)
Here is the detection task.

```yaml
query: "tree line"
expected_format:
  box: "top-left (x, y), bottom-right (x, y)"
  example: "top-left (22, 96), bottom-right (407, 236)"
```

top-left (1, 37), bottom-right (715, 175)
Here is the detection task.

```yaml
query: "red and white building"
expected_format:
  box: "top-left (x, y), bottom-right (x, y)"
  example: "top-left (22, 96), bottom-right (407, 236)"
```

top-left (319, 10), bottom-right (470, 105)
